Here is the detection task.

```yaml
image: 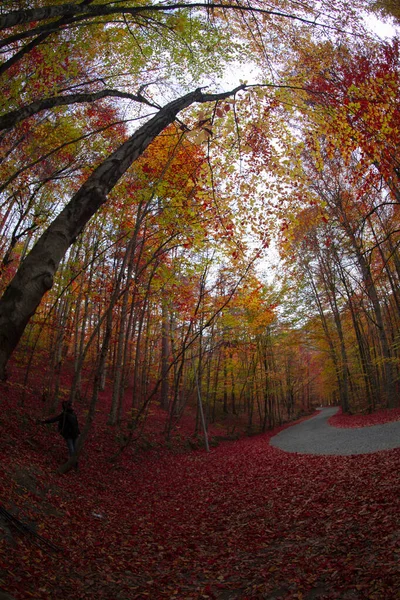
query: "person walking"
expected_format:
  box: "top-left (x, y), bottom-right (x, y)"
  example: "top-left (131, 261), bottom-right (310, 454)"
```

top-left (39, 400), bottom-right (80, 469)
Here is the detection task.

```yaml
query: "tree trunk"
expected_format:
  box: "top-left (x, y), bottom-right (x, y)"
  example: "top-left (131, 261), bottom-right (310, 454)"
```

top-left (318, 252), bottom-right (350, 413)
top-left (109, 237), bottom-right (137, 425)
top-left (160, 298), bottom-right (170, 410)
top-left (307, 269), bottom-right (344, 409)
top-left (0, 85), bottom-right (244, 380)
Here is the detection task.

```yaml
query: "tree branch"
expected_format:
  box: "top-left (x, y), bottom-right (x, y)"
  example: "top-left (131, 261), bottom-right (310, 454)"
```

top-left (0, 2), bottom-right (348, 37)
top-left (0, 88), bottom-right (158, 131)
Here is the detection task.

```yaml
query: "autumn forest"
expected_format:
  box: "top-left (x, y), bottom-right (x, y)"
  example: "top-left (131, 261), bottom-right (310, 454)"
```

top-left (1, 1), bottom-right (400, 599)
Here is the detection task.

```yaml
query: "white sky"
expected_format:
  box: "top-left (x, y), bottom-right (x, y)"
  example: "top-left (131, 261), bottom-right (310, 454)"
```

top-left (365, 13), bottom-right (398, 38)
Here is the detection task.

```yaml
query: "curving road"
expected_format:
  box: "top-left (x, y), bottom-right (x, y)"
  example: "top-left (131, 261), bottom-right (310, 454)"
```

top-left (270, 407), bottom-right (400, 455)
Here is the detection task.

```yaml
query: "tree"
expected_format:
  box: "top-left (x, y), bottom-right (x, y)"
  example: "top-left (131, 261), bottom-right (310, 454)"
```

top-left (370, 0), bottom-right (400, 22)
top-left (0, 85), bottom-right (250, 380)
top-left (0, 0), bottom-right (371, 382)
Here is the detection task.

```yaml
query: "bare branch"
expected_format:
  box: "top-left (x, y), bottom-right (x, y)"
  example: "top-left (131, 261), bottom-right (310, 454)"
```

top-left (0, 88), bottom-right (158, 131)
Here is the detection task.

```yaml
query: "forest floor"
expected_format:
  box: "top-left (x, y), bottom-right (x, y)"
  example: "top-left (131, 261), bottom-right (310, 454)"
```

top-left (0, 377), bottom-right (400, 600)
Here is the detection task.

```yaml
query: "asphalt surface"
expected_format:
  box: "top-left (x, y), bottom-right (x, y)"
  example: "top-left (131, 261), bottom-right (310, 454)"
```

top-left (270, 407), bottom-right (400, 455)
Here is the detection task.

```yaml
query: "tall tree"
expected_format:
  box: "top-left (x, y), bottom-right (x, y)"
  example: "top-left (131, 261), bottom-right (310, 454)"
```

top-left (0, 0), bottom-right (368, 379)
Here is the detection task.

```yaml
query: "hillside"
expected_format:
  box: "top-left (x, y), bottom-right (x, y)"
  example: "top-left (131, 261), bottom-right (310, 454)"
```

top-left (1, 379), bottom-right (399, 600)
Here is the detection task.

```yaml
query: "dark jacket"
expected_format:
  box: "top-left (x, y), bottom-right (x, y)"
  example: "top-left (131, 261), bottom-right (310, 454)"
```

top-left (44, 408), bottom-right (80, 440)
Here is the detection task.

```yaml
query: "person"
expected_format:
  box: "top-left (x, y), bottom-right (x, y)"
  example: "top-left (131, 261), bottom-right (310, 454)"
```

top-left (39, 400), bottom-right (80, 469)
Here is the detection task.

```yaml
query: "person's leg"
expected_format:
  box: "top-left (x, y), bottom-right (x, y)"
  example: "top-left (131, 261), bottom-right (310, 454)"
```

top-left (66, 438), bottom-right (75, 456)
top-left (65, 438), bottom-right (79, 470)
top-left (72, 437), bottom-right (79, 470)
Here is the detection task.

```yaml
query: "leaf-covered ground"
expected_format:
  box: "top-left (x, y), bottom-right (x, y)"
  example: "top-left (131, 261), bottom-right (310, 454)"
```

top-left (0, 386), bottom-right (399, 600)
top-left (329, 407), bottom-right (400, 429)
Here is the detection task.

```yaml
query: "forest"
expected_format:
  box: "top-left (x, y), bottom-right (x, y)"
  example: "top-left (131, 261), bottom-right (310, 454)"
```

top-left (1, 1), bottom-right (400, 599)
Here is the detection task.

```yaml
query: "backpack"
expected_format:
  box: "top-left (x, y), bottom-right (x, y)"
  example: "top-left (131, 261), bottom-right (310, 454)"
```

top-left (61, 411), bottom-right (80, 439)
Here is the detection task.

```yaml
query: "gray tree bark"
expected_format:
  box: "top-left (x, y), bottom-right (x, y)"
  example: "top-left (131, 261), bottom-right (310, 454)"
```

top-left (0, 89), bottom-right (153, 131)
top-left (0, 85), bottom-right (244, 380)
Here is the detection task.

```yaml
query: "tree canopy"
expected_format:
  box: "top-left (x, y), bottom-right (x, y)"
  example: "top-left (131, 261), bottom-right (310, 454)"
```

top-left (1, 0), bottom-right (399, 437)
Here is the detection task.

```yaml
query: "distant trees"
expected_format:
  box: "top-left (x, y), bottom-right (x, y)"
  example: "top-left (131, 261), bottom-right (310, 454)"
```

top-left (2, 0), bottom-right (396, 455)
top-left (0, 0), bottom-right (368, 378)
top-left (273, 37), bottom-right (400, 413)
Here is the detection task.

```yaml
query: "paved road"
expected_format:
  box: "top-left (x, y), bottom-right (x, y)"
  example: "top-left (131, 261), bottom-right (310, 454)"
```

top-left (270, 407), bottom-right (400, 455)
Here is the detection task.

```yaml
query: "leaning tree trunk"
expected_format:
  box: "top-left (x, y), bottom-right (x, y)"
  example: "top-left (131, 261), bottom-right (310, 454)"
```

top-left (0, 85), bottom-right (244, 380)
